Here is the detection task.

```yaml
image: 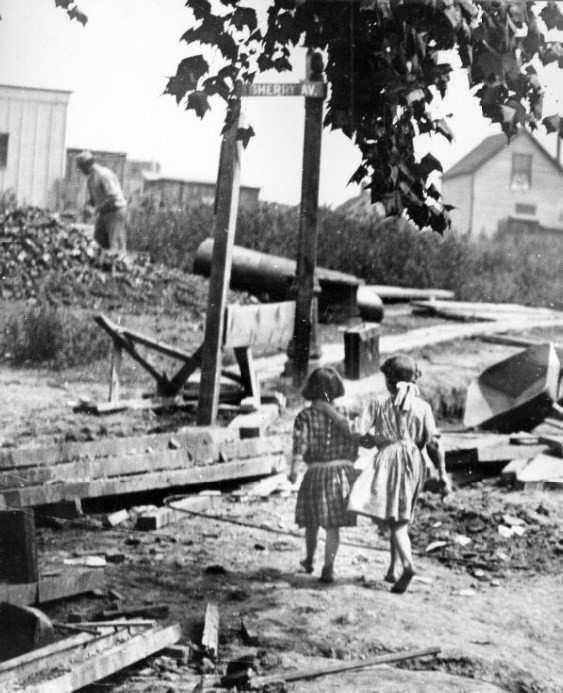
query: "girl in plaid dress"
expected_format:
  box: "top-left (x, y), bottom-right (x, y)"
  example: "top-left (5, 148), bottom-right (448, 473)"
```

top-left (288, 367), bottom-right (359, 584)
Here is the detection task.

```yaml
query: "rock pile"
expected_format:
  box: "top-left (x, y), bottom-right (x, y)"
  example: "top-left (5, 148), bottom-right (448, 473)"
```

top-left (0, 206), bottom-right (210, 317)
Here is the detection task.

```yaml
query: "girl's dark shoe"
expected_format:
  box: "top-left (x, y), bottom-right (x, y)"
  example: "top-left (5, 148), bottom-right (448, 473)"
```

top-left (319, 566), bottom-right (335, 584)
top-left (300, 559), bottom-right (314, 574)
top-left (390, 567), bottom-right (415, 594)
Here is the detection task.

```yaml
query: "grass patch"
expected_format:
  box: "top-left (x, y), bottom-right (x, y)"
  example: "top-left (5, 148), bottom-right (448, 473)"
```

top-left (1, 306), bottom-right (109, 369)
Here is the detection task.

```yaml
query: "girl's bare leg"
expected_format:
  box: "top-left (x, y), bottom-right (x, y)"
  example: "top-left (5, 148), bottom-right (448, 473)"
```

top-left (390, 521), bottom-right (415, 594)
top-left (301, 525), bottom-right (318, 573)
top-left (385, 533), bottom-right (401, 583)
top-left (320, 527), bottom-right (340, 583)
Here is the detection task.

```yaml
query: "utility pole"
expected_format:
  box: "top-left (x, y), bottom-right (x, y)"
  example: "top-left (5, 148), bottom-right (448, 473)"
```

top-left (289, 50), bottom-right (325, 386)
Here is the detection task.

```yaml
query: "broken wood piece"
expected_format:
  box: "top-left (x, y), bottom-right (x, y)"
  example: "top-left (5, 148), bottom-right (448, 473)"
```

top-left (201, 602), bottom-right (220, 659)
top-left (515, 453), bottom-right (563, 487)
top-left (228, 403), bottom-right (280, 438)
top-left (135, 506), bottom-right (175, 531)
top-left (500, 458), bottom-right (531, 486)
top-left (463, 343), bottom-right (560, 433)
top-left (248, 646), bottom-right (440, 687)
top-left (104, 509), bottom-right (129, 528)
top-left (241, 472), bottom-right (289, 498)
top-left (537, 434), bottom-right (563, 457)
top-left (240, 619), bottom-right (259, 646)
top-left (0, 603), bottom-right (54, 662)
top-left (99, 604), bottom-right (169, 621)
top-left (0, 622), bottom-right (181, 692)
top-left (108, 340), bottom-right (122, 403)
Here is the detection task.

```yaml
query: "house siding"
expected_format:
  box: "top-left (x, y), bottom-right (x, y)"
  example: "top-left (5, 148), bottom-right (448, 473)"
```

top-left (442, 172), bottom-right (473, 234)
top-left (0, 85), bottom-right (70, 208)
top-left (444, 133), bottom-right (563, 238)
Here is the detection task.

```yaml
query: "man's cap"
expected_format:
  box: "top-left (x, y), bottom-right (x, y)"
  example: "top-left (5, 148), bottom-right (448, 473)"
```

top-left (75, 150), bottom-right (94, 166)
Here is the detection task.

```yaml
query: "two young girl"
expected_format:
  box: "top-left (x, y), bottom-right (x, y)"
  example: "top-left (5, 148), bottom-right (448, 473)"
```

top-left (290, 356), bottom-right (451, 593)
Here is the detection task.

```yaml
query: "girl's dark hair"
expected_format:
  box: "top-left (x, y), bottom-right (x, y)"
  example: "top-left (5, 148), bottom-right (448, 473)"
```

top-left (380, 354), bottom-right (421, 384)
top-left (302, 367), bottom-right (345, 402)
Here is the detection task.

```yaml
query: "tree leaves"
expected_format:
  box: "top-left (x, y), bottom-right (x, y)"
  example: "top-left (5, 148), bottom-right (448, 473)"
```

top-left (186, 90), bottom-right (210, 118)
top-left (53, 1), bottom-right (87, 25)
top-left (164, 55), bottom-right (209, 104)
top-left (232, 7), bottom-right (258, 33)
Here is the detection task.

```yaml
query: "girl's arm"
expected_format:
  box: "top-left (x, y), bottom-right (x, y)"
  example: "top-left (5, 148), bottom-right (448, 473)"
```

top-left (311, 399), bottom-right (379, 447)
top-left (289, 454), bottom-right (304, 484)
top-left (426, 437), bottom-right (452, 496)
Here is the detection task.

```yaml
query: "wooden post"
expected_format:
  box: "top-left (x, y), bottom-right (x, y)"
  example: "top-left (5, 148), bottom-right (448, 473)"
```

top-left (108, 341), bottom-right (122, 402)
top-left (291, 51), bottom-right (325, 386)
top-left (0, 509), bottom-right (38, 584)
top-left (197, 98), bottom-right (243, 425)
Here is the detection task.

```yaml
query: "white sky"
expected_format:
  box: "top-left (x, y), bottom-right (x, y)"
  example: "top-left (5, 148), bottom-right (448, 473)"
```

top-left (0, 0), bottom-right (561, 206)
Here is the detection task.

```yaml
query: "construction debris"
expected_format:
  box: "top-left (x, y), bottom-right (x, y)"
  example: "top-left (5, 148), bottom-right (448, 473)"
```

top-left (0, 621), bottom-right (181, 692)
top-left (0, 206), bottom-right (212, 316)
top-left (464, 343), bottom-right (560, 432)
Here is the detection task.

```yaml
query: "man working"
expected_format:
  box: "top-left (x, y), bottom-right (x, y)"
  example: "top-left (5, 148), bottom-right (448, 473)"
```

top-left (75, 151), bottom-right (127, 252)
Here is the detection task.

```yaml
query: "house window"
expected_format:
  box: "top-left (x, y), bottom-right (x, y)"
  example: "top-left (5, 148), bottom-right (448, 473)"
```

top-left (515, 203), bottom-right (537, 216)
top-left (511, 153), bottom-right (532, 191)
top-left (0, 134), bottom-right (8, 168)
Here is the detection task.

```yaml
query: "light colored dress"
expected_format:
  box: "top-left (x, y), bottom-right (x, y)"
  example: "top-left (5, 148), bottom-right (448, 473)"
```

top-left (352, 391), bottom-right (438, 525)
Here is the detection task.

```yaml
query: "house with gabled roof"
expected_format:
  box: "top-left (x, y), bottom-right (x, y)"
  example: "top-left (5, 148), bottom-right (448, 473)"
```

top-left (442, 129), bottom-right (563, 237)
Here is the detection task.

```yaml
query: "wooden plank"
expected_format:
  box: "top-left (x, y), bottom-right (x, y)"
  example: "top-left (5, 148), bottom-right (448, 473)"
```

top-left (121, 326), bottom-right (196, 362)
top-left (198, 102), bottom-right (243, 426)
top-left (516, 453), bottom-right (563, 483)
top-left (137, 495), bottom-right (217, 531)
top-left (13, 624), bottom-right (181, 693)
top-left (224, 301), bottom-right (296, 349)
top-left (37, 570), bottom-right (105, 604)
top-left (0, 427), bottom-right (237, 471)
top-left (411, 300), bottom-right (558, 318)
top-left (0, 508), bottom-right (38, 583)
top-left (0, 570), bottom-right (103, 606)
top-left (228, 403), bottom-right (280, 438)
top-left (201, 602), bottom-right (219, 659)
top-left (537, 434), bottom-right (563, 457)
top-left (0, 436), bottom-right (285, 487)
top-left (108, 341), bottom-right (122, 402)
top-left (9, 455), bottom-right (287, 507)
top-left (366, 285), bottom-right (454, 301)
top-left (234, 346), bottom-right (261, 407)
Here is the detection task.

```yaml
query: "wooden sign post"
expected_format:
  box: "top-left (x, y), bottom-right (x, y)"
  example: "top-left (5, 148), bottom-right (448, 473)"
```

top-left (197, 102), bottom-right (243, 426)
top-left (197, 64), bottom-right (327, 424)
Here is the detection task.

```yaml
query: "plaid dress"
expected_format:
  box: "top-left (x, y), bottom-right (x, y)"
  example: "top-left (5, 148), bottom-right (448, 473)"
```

top-left (294, 404), bottom-right (359, 528)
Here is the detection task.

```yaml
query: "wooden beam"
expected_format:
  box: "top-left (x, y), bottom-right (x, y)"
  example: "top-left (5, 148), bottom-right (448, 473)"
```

top-left (201, 602), bottom-right (220, 659)
top-left (0, 570), bottom-right (104, 607)
top-left (0, 508), bottom-right (38, 583)
top-left (7, 455), bottom-right (287, 507)
top-left (228, 403), bottom-right (280, 438)
top-left (108, 341), bottom-right (122, 402)
top-left (223, 302), bottom-right (296, 349)
top-left (1, 623), bottom-right (181, 692)
top-left (198, 100), bottom-right (243, 426)
top-left (292, 55), bottom-right (325, 386)
top-left (234, 346), bottom-right (261, 406)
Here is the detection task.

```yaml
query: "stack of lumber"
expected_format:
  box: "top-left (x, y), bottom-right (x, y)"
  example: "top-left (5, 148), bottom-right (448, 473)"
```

top-left (411, 299), bottom-right (563, 325)
top-left (0, 427), bottom-right (287, 508)
top-left (0, 621), bottom-right (181, 692)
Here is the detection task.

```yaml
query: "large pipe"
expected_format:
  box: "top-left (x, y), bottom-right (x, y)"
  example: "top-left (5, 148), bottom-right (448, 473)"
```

top-left (193, 239), bottom-right (384, 323)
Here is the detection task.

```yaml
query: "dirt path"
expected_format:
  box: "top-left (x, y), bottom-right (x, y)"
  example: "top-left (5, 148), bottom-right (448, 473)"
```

top-left (2, 316), bottom-right (563, 691)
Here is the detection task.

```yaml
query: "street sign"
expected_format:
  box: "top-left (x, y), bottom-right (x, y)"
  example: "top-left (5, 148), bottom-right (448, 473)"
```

top-left (242, 81), bottom-right (326, 98)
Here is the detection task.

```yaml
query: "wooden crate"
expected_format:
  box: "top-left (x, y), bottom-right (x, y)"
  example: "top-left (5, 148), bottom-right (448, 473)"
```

top-left (344, 324), bottom-right (380, 380)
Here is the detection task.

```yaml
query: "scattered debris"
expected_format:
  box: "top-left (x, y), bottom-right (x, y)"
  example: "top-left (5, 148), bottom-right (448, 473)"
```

top-left (201, 602), bottom-right (220, 660)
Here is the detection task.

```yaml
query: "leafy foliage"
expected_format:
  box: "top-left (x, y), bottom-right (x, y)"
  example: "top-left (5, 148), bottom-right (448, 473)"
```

top-left (44, 0), bottom-right (563, 233)
top-left (163, 0), bottom-right (562, 234)
top-left (127, 201), bottom-right (563, 309)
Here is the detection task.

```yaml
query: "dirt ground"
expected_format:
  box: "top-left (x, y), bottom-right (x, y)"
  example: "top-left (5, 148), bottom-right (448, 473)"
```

top-left (2, 307), bottom-right (563, 692)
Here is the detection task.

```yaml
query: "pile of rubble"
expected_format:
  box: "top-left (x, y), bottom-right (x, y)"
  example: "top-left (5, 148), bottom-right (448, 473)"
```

top-left (412, 493), bottom-right (563, 578)
top-left (0, 206), bottom-right (210, 317)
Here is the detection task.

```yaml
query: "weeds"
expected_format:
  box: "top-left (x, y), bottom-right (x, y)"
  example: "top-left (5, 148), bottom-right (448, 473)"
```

top-left (2, 306), bottom-right (109, 369)
top-left (127, 201), bottom-right (563, 307)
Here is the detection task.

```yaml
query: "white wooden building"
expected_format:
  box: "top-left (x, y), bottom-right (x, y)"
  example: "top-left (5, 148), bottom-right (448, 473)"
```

top-left (0, 84), bottom-right (71, 209)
